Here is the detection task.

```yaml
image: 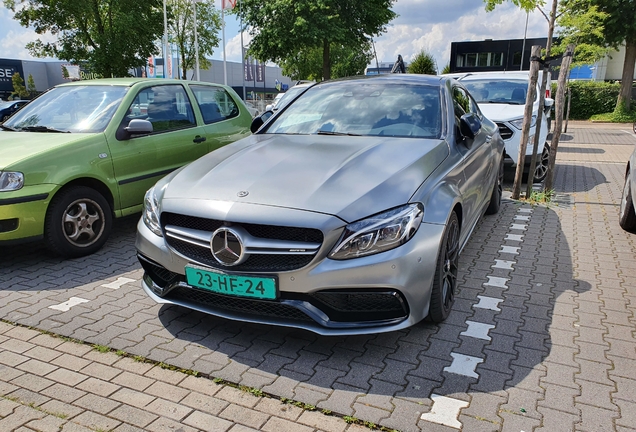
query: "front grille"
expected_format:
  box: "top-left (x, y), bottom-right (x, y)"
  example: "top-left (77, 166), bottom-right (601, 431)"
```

top-left (496, 123), bottom-right (514, 140)
top-left (138, 254), bottom-right (184, 288)
top-left (309, 290), bottom-right (408, 322)
top-left (166, 286), bottom-right (314, 322)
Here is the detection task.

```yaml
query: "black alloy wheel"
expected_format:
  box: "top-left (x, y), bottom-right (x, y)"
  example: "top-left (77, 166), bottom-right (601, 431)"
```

top-left (429, 212), bottom-right (460, 322)
top-left (619, 168), bottom-right (636, 232)
top-left (533, 144), bottom-right (550, 183)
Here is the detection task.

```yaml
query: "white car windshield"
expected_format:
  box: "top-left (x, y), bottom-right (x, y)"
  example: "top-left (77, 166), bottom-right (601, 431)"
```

top-left (462, 79), bottom-right (536, 105)
top-left (265, 82), bottom-right (442, 139)
top-left (4, 85), bottom-right (128, 133)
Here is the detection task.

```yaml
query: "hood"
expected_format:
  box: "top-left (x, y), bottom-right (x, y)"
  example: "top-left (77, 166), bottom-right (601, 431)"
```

top-left (479, 102), bottom-right (537, 122)
top-left (0, 132), bottom-right (95, 170)
top-left (163, 134), bottom-right (449, 222)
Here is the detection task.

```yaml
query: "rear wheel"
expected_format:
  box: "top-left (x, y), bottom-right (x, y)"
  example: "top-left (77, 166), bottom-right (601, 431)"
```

top-left (429, 212), bottom-right (460, 322)
top-left (486, 156), bottom-right (504, 215)
top-left (619, 168), bottom-right (636, 232)
top-left (532, 144), bottom-right (550, 183)
top-left (45, 186), bottom-right (112, 257)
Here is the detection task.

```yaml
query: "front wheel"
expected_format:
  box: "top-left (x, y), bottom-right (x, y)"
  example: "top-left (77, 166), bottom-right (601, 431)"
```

top-left (619, 168), bottom-right (636, 232)
top-left (532, 144), bottom-right (550, 183)
top-left (429, 212), bottom-right (460, 323)
top-left (486, 156), bottom-right (504, 215)
top-left (45, 186), bottom-right (113, 257)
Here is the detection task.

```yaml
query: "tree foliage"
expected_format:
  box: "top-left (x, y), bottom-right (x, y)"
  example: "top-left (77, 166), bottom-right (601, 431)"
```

top-left (557, 0), bottom-right (636, 111)
top-left (4, 0), bottom-right (164, 77)
top-left (168, 0), bottom-right (221, 80)
top-left (279, 42), bottom-right (373, 81)
top-left (408, 50), bottom-right (437, 75)
top-left (27, 74), bottom-right (37, 97)
top-left (11, 72), bottom-right (29, 99)
top-left (234, 0), bottom-right (396, 80)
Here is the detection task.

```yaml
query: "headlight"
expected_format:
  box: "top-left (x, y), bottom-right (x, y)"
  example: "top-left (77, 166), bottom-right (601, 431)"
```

top-left (509, 115), bottom-right (536, 130)
top-left (142, 186), bottom-right (163, 237)
top-left (329, 203), bottom-right (424, 260)
top-left (0, 171), bottom-right (24, 191)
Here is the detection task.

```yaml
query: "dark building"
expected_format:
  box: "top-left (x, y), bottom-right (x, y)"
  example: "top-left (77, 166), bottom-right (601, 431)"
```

top-left (449, 37), bottom-right (548, 74)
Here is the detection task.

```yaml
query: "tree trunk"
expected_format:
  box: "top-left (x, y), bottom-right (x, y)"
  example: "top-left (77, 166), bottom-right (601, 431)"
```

top-left (322, 40), bottom-right (331, 81)
top-left (511, 45), bottom-right (541, 200)
top-left (616, 40), bottom-right (636, 112)
top-left (544, 44), bottom-right (575, 193)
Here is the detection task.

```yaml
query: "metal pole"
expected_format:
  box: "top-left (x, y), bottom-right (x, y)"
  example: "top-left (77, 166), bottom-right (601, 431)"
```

top-left (371, 38), bottom-right (380, 74)
top-left (193, 0), bottom-right (200, 81)
top-left (520, 11), bottom-right (529, 71)
top-left (163, 0), bottom-right (168, 78)
top-left (240, 0), bottom-right (246, 99)
top-left (222, 5), bottom-right (227, 85)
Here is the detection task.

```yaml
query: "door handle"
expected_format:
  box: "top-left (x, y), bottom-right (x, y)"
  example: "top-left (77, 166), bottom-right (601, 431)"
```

top-left (193, 135), bottom-right (207, 143)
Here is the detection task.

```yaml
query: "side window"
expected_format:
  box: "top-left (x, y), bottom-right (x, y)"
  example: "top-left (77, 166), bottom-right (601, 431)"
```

top-left (452, 87), bottom-right (470, 121)
top-left (122, 84), bottom-right (195, 135)
top-left (190, 85), bottom-right (239, 125)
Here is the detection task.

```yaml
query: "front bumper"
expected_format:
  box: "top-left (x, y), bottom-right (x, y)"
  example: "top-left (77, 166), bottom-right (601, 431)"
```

top-left (0, 184), bottom-right (56, 243)
top-left (135, 209), bottom-right (445, 336)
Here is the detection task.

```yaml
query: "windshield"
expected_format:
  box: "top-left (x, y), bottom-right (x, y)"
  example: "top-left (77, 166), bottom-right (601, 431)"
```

top-left (3, 85), bottom-right (128, 133)
top-left (462, 79), bottom-right (535, 105)
top-left (265, 82), bottom-right (442, 139)
top-left (274, 85), bottom-right (310, 110)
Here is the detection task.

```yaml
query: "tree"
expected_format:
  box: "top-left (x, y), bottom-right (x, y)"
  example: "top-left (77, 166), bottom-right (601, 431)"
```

top-left (442, 63), bottom-right (451, 75)
top-left (279, 42), bottom-right (373, 81)
top-left (408, 50), bottom-right (437, 75)
top-left (27, 73), bottom-right (37, 97)
top-left (234, 0), bottom-right (396, 80)
top-left (168, 0), bottom-right (222, 80)
top-left (557, 0), bottom-right (636, 111)
top-left (4, 0), bottom-right (164, 78)
top-left (11, 72), bottom-right (29, 99)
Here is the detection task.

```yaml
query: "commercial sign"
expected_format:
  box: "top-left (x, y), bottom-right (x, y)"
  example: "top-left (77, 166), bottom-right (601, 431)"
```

top-left (0, 58), bottom-right (25, 96)
top-left (243, 48), bottom-right (254, 82)
top-left (255, 60), bottom-right (265, 83)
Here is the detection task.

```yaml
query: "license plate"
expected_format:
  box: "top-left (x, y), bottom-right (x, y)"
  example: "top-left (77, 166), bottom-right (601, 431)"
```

top-left (184, 265), bottom-right (277, 300)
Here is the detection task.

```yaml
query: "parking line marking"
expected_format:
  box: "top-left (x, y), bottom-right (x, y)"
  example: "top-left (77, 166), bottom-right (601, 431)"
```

top-left (49, 297), bottom-right (90, 312)
top-left (515, 215), bottom-right (530, 221)
top-left (500, 245), bottom-right (520, 254)
top-left (420, 394), bottom-right (469, 429)
top-left (505, 234), bottom-right (524, 241)
top-left (444, 353), bottom-right (483, 378)
top-left (101, 277), bottom-right (136, 290)
top-left (484, 276), bottom-right (509, 288)
top-left (518, 208), bottom-right (533, 213)
top-left (461, 321), bottom-right (495, 340)
top-left (474, 296), bottom-right (502, 311)
top-left (492, 259), bottom-right (515, 270)
top-left (510, 223), bottom-right (527, 230)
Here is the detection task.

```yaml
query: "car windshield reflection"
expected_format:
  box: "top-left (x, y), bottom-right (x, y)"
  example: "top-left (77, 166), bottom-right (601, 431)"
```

top-left (4, 85), bottom-right (128, 133)
top-left (462, 79), bottom-right (535, 105)
top-left (264, 83), bottom-right (442, 139)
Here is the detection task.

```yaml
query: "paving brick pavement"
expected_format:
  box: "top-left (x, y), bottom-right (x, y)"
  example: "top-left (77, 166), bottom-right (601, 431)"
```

top-left (1, 122), bottom-right (635, 431)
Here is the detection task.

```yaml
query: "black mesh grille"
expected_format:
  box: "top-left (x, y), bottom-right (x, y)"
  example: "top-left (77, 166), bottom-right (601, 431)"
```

top-left (308, 290), bottom-right (408, 322)
top-left (138, 255), bottom-right (184, 288)
top-left (167, 286), bottom-right (314, 322)
top-left (497, 123), bottom-right (514, 140)
top-left (161, 213), bottom-right (323, 272)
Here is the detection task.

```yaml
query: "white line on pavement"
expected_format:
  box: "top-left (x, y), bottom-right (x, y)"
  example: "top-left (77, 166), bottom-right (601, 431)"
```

top-left (474, 296), bottom-right (503, 311)
top-left (420, 394), bottom-right (469, 429)
top-left (444, 353), bottom-right (483, 378)
top-left (48, 297), bottom-right (90, 312)
top-left (101, 277), bottom-right (136, 290)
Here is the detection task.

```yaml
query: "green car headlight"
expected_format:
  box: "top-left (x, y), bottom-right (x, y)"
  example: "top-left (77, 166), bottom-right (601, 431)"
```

top-left (143, 186), bottom-right (163, 237)
top-left (0, 171), bottom-right (24, 191)
top-left (329, 203), bottom-right (424, 260)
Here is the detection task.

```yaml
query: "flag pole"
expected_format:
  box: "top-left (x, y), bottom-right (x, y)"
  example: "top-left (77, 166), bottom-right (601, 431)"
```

top-left (240, 0), bottom-right (246, 100)
top-left (193, 0), bottom-right (200, 81)
top-left (163, 0), bottom-right (168, 78)
top-left (222, 2), bottom-right (228, 85)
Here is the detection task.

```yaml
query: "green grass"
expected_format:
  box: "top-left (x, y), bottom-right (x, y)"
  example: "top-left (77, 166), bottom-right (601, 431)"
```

top-left (525, 189), bottom-right (554, 204)
top-left (589, 105), bottom-right (636, 123)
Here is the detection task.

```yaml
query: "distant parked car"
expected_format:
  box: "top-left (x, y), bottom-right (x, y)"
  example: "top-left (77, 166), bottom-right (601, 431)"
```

top-left (620, 141), bottom-right (636, 232)
top-left (0, 78), bottom-right (252, 257)
top-left (0, 100), bottom-right (29, 121)
top-left (447, 71), bottom-right (554, 182)
top-left (265, 81), bottom-right (314, 112)
top-left (136, 74), bottom-right (505, 335)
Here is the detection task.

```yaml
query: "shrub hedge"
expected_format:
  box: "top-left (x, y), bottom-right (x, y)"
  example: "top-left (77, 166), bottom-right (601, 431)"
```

top-left (551, 80), bottom-right (626, 120)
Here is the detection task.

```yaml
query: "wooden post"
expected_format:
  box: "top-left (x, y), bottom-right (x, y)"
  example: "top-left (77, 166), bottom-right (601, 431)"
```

top-left (564, 86), bottom-right (572, 133)
top-left (511, 45), bottom-right (541, 200)
top-left (525, 62), bottom-right (549, 200)
top-left (544, 44), bottom-right (575, 193)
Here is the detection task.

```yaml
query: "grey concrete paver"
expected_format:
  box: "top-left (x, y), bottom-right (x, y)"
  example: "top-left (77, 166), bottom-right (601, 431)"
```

top-left (0, 123), bottom-right (635, 431)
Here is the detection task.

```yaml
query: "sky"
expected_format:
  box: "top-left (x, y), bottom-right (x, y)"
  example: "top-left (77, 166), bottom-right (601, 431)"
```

top-left (0, 0), bottom-right (553, 72)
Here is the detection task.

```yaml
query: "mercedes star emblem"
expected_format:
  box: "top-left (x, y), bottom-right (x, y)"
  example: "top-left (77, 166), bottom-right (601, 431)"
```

top-left (237, 191), bottom-right (249, 197)
top-left (210, 227), bottom-right (245, 266)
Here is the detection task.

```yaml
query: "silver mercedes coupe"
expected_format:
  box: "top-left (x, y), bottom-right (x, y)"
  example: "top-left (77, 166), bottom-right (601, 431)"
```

top-left (136, 74), bottom-right (505, 335)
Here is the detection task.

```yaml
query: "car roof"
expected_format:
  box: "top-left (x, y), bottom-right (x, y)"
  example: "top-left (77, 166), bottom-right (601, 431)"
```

top-left (325, 74), bottom-right (445, 87)
top-left (54, 77), bottom-right (231, 89)
top-left (443, 71), bottom-right (536, 81)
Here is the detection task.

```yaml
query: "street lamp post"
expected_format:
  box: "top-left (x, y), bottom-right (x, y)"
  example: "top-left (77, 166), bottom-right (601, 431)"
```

top-left (163, 0), bottom-right (168, 78)
top-left (193, 0), bottom-right (200, 81)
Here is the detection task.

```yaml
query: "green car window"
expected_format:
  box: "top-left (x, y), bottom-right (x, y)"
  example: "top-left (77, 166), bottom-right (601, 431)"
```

top-left (190, 84), bottom-right (239, 125)
top-left (122, 84), bottom-right (196, 134)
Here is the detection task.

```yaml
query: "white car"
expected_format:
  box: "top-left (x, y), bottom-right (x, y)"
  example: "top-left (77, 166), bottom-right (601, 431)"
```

top-left (452, 71), bottom-right (553, 182)
top-left (265, 82), bottom-right (314, 112)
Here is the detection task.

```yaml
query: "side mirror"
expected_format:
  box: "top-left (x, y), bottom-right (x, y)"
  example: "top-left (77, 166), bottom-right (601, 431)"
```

top-left (124, 119), bottom-right (153, 135)
top-left (250, 111), bottom-right (273, 133)
top-left (544, 98), bottom-right (554, 108)
top-left (459, 113), bottom-right (481, 140)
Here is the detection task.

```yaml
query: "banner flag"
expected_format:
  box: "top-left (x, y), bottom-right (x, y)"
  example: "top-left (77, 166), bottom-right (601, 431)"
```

top-left (256, 60), bottom-right (265, 82)
top-left (243, 48), bottom-right (254, 81)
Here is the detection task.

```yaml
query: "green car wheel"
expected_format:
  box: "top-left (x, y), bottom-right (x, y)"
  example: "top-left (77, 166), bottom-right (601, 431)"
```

top-left (45, 186), bottom-right (113, 258)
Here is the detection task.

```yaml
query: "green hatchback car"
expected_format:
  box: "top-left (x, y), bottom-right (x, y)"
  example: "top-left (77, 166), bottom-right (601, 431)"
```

top-left (0, 78), bottom-right (252, 257)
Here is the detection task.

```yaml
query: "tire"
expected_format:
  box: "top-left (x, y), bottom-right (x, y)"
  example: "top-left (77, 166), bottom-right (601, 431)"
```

top-left (619, 168), bottom-right (636, 232)
top-left (532, 144), bottom-right (550, 183)
top-left (633, 121), bottom-right (636, 135)
top-left (486, 156), bottom-right (504, 215)
top-left (429, 212), bottom-right (460, 323)
top-left (45, 186), bottom-right (112, 257)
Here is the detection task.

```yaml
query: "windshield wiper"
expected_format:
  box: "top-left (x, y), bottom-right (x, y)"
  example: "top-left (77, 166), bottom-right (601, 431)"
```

top-left (0, 124), bottom-right (16, 131)
top-left (20, 125), bottom-right (70, 133)
top-left (316, 130), bottom-right (361, 136)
